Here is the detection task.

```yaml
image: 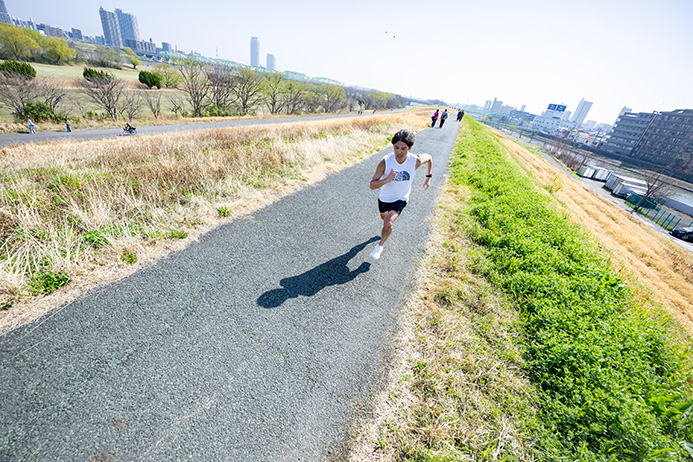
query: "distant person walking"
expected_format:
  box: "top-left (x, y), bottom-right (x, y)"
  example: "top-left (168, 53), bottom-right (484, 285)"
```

top-left (456, 110), bottom-right (464, 122)
top-left (27, 118), bottom-right (36, 134)
top-left (431, 109), bottom-right (439, 128)
top-left (65, 119), bottom-right (71, 132)
top-left (369, 129), bottom-right (432, 260)
top-left (439, 109), bottom-right (449, 128)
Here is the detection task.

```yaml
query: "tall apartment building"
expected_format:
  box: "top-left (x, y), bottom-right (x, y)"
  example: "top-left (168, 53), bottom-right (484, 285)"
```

top-left (99, 7), bottom-right (140, 49)
top-left (250, 37), bottom-right (260, 67)
top-left (0, 0), bottom-right (11, 24)
top-left (99, 7), bottom-right (122, 47)
top-left (571, 98), bottom-right (593, 125)
top-left (633, 109), bottom-right (693, 166)
top-left (603, 111), bottom-right (657, 156)
top-left (116, 8), bottom-right (140, 43)
top-left (267, 54), bottom-right (276, 71)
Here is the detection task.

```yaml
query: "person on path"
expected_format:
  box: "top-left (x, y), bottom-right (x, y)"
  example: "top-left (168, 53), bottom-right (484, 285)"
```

top-left (27, 118), bottom-right (36, 134)
top-left (456, 110), bottom-right (465, 122)
top-left (369, 129), bottom-right (432, 260)
top-left (431, 109), bottom-right (439, 127)
top-left (65, 119), bottom-right (71, 132)
top-left (439, 109), bottom-right (449, 128)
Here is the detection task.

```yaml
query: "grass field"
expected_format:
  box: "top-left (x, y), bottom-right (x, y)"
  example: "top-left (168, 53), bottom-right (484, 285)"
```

top-left (351, 117), bottom-right (693, 461)
top-left (30, 62), bottom-right (144, 82)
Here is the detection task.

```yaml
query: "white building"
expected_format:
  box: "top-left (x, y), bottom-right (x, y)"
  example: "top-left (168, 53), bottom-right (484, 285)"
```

top-left (571, 98), bottom-right (593, 125)
top-left (531, 103), bottom-right (576, 134)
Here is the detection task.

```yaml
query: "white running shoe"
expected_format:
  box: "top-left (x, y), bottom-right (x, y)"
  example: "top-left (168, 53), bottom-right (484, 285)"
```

top-left (370, 244), bottom-right (383, 260)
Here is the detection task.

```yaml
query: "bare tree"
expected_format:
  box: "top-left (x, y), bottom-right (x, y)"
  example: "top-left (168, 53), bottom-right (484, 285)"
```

top-left (206, 65), bottom-right (235, 110)
top-left (262, 72), bottom-right (285, 114)
top-left (231, 68), bottom-right (264, 114)
top-left (119, 91), bottom-right (144, 122)
top-left (631, 166), bottom-right (673, 213)
top-left (78, 70), bottom-right (123, 121)
top-left (178, 57), bottom-right (210, 117)
top-left (0, 72), bottom-right (39, 119)
top-left (39, 81), bottom-right (67, 115)
top-left (168, 94), bottom-right (187, 117)
top-left (141, 89), bottom-right (162, 119)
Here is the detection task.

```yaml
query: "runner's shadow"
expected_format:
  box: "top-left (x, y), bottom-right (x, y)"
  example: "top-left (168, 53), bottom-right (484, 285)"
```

top-left (257, 236), bottom-right (379, 309)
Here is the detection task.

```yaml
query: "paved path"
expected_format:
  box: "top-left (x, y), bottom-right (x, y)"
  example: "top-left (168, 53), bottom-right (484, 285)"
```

top-left (0, 121), bottom-right (461, 460)
top-left (0, 112), bottom-right (395, 147)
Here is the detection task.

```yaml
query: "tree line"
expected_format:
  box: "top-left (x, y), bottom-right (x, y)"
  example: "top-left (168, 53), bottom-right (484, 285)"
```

top-left (0, 57), bottom-right (408, 125)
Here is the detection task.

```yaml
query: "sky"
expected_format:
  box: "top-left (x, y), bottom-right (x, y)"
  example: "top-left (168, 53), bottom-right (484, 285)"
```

top-left (7, 0), bottom-right (693, 125)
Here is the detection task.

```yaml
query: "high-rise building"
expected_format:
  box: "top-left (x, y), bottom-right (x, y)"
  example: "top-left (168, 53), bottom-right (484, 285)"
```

top-left (99, 7), bottom-right (140, 49)
top-left (267, 53), bottom-right (275, 70)
top-left (603, 111), bottom-right (658, 155)
top-left (115, 8), bottom-right (140, 43)
top-left (633, 109), bottom-right (693, 165)
top-left (571, 98), bottom-right (593, 125)
top-left (0, 0), bottom-right (11, 24)
top-left (71, 28), bottom-right (83, 40)
top-left (161, 42), bottom-right (172, 52)
top-left (490, 98), bottom-right (503, 113)
top-left (99, 7), bottom-right (122, 47)
top-left (250, 36), bottom-right (260, 67)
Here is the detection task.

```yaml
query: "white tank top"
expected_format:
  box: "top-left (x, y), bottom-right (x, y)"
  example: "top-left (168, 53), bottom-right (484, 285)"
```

top-left (378, 153), bottom-right (418, 203)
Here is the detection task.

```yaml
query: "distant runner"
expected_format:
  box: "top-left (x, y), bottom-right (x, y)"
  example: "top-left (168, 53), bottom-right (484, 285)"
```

top-left (369, 129), bottom-right (432, 260)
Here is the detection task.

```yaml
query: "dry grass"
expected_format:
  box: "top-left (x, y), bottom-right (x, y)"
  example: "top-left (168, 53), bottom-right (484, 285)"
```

top-left (495, 133), bottom-right (693, 334)
top-left (0, 111), bottom-right (430, 332)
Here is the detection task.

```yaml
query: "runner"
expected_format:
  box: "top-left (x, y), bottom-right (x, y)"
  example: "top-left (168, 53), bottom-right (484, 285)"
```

top-left (369, 129), bottom-right (432, 260)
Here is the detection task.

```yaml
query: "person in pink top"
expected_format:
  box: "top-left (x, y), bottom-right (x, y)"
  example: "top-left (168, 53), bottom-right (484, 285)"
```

top-left (368, 129), bottom-right (432, 260)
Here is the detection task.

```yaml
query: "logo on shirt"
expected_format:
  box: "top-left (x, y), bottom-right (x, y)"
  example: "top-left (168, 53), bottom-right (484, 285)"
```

top-left (394, 171), bottom-right (410, 182)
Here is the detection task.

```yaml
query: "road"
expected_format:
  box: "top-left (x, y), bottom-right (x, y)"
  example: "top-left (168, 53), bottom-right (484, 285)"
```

top-left (0, 112), bottom-right (390, 147)
top-left (0, 120), bottom-right (461, 460)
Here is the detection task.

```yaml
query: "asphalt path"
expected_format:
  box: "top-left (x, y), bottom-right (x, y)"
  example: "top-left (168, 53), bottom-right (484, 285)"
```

top-left (0, 120), bottom-right (461, 460)
top-left (0, 112), bottom-right (393, 147)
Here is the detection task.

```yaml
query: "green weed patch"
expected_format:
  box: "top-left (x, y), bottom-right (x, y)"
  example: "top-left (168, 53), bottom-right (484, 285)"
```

top-left (452, 119), bottom-right (693, 460)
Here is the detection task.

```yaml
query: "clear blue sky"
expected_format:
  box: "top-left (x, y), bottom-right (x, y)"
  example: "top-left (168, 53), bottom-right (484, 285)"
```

top-left (7, 0), bottom-right (693, 124)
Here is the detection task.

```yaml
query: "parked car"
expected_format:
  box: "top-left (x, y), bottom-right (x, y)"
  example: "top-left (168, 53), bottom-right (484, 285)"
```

top-left (670, 227), bottom-right (693, 242)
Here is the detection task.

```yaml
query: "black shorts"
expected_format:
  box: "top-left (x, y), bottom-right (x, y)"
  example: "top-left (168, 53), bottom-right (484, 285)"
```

top-left (378, 199), bottom-right (407, 215)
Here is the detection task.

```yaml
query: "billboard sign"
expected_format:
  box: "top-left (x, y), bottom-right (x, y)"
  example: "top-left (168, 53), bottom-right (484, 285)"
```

top-left (547, 104), bottom-right (566, 112)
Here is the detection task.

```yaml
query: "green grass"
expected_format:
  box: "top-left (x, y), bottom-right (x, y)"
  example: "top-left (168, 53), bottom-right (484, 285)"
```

top-left (451, 118), bottom-right (693, 460)
top-left (30, 62), bottom-right (144, 81)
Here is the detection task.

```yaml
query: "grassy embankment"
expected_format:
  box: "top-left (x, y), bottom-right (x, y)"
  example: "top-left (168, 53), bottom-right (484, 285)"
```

top-left (0, 111), bottom-right (430, 332)
top-left (354, 117), bottom-right (693, 461)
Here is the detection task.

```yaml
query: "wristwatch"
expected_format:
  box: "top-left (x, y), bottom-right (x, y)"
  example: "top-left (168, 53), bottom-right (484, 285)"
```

top-left (425, 174), bottom-right (432, 178)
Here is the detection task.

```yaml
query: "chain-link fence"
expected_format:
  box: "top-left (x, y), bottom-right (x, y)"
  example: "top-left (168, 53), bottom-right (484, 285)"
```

top-left (627, 193), bottom-right (693, 230)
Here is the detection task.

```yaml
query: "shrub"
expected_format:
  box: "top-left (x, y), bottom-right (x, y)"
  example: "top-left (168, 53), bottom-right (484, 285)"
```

top-left (0, 60), bottom-right (36, 78)
top-left (138, 70), bottom-right (161, 89)
top-left (82, 67), bottom-right (108, 81)
top-left (16, 101), bottom-right (53, 123)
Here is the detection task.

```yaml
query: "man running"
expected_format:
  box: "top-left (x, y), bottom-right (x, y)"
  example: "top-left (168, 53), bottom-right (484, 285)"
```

top-left (369, 129), bottom-right (432, 260)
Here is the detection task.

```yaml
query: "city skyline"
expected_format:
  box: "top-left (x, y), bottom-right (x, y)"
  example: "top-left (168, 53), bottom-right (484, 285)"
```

top-left (4, 0), bottom-right (693, 125)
